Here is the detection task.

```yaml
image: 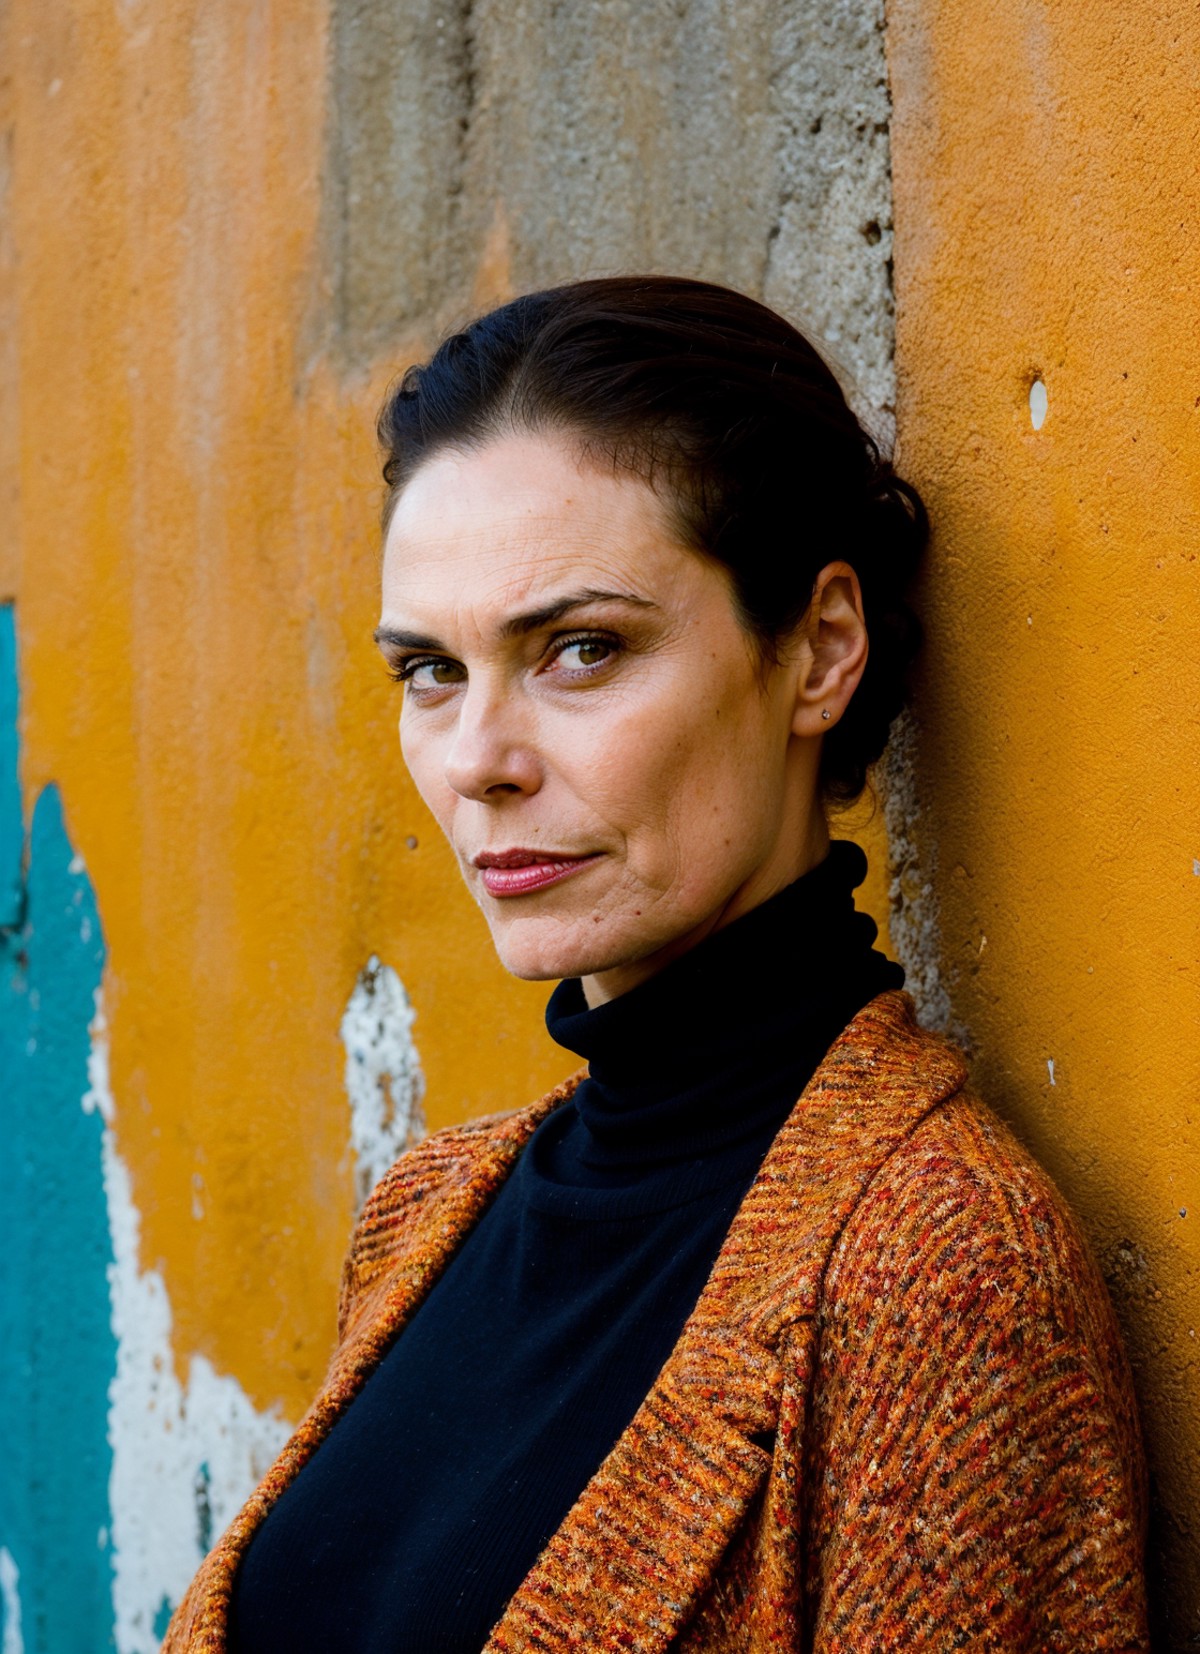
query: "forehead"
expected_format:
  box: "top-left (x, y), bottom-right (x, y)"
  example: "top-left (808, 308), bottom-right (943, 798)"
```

top-left (380, 431), bottom-right (688, 620)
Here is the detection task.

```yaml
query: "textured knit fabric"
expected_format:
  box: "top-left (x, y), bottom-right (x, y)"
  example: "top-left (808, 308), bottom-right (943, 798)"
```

top-left (227, 844), bottom-right (904, 1653)
top-left (165, 992), bottom-right (1150, 1653)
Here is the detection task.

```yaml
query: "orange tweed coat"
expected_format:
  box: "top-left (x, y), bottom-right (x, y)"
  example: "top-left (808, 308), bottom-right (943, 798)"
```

top-left (165, 991), bottom-right (1149, 1651)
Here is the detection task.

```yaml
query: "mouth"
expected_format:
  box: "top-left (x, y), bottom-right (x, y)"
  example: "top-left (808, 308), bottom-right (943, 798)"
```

top-left (472, 848), bottom-right (604, 898)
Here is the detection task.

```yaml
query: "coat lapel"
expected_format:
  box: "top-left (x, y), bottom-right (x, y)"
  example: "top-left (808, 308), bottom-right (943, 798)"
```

top-left (483, 991), bottom-right (967, 1653)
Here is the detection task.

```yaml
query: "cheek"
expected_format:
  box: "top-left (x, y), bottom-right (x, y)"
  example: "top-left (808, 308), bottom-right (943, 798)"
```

top-left (667, 716), bottom-right (779, 855)
top-left (398, 717), bottom-right (453, 824)
top-left (570, 680), bottom-right (780, 867)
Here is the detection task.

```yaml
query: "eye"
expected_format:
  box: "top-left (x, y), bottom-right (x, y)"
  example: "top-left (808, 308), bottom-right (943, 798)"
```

top-left (550, 634), bottom-right (620, 673)
top-left (389, 656), bottom-right (465, 692)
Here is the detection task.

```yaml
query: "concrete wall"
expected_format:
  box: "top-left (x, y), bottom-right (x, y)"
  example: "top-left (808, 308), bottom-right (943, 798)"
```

top-left (0, 0), bottom-right (1194, 1646)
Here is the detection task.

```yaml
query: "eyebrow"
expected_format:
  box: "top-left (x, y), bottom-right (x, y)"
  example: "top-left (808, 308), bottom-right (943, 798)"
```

top-left (372, 588), bottom-right (659, 654)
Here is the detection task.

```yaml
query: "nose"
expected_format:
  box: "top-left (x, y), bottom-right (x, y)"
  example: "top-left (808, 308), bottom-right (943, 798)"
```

top-left (441, 682), bottom-right (543, 802)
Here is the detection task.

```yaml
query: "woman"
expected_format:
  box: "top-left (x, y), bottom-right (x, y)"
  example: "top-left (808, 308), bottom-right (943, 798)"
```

top-left (166, 277), bottom-right (1148, 1651)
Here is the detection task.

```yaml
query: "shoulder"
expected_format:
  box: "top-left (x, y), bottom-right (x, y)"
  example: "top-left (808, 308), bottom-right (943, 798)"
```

top-left (362, 1101), bottom-right (541, 1209)
top-left (822, 1078), bottom-right (1135, 1419)
top-left (351, 1106), bottom-right (529, 1241)
top-left (358, 1061), bottom-right (584, 1225)
top-left (337, 1071), bottom-right (583, 1333)
top-left (802, 1061), bottom-right (1149, 1641)
top-left (830, 1086), bottom-right (1101, 1314)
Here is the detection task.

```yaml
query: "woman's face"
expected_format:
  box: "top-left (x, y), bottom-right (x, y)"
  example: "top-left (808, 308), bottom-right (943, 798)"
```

top-left (377, 430), bottom-right (859, 1003)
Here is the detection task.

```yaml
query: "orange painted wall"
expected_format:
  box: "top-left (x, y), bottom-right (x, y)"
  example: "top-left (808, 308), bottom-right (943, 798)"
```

top-left (887, 0), bottom-right (1200, 1635)
top-left (2, 0), bottom-right (569, 1425)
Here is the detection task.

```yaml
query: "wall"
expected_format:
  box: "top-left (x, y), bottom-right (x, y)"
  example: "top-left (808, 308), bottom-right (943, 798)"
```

top-left (886, 1), bottom-right (1200, 1638)
top-left (2, 0), bottom-right (1196, 1645)
top-left (0, 2), bottom-right (898, 1647)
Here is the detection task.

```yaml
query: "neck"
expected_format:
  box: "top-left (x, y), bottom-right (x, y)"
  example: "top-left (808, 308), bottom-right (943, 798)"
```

top-left (543, 837), bottom-right (907, 1179)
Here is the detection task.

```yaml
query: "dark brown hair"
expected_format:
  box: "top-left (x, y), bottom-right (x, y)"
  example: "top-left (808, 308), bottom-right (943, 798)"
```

top-left (377, 275), bottom-right (927, 803)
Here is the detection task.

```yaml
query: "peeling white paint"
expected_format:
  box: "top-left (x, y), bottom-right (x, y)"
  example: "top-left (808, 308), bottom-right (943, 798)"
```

top-left (84, 994), bottom-right (291, 1654)
top-left (1047, 1058), bottom-right (1056, 1086)
top-left (340, 955), bottom-right (426, 1211)
top-left (0, 1547), bottom-right (23, 1654)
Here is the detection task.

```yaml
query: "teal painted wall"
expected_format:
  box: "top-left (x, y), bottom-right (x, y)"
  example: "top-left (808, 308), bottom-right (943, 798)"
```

top-left (0, 603), bottom-right (117, 1650)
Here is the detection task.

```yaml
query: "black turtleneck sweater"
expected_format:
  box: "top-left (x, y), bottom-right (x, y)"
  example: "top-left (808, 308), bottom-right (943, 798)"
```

top-left (227, 841), bottom-right (903, 1654)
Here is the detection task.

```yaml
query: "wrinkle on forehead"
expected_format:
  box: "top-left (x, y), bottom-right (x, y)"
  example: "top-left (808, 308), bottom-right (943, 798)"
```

top-left (380, 431), bottom-right (696, 639)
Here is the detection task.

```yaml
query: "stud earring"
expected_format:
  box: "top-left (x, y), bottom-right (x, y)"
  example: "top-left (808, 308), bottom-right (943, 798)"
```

top-left (821, 709), bottom-right (831, 720)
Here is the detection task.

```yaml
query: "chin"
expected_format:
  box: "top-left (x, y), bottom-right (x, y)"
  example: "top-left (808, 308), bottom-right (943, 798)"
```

top-left (489, 915), bottom-right (646, 985)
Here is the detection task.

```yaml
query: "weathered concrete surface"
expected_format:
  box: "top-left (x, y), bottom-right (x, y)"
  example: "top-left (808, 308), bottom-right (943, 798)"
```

top-left (0, 1), bottom-right (902, 1644)
top-left (764, 1), bottom-right (896, 425)
top-left (887, 0), bottom-right (1200, 1638)
top-left (325, 0), bottom-right (896, 419)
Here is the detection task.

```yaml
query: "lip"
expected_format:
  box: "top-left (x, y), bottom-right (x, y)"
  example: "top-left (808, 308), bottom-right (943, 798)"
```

top-left (473, 848), bottom-right (604, 898)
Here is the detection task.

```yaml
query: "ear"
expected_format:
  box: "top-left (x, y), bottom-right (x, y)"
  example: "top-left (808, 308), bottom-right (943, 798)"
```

top-left (790, 560), bottom-right (869, 738)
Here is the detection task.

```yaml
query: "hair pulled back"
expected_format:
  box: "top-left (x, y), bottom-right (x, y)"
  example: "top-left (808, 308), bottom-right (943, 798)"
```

top-left (377, 275), bottom-right (927, 804)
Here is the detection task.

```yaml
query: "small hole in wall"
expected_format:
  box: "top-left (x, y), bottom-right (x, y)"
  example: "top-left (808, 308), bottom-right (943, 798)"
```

top-left (1029, 378), bottom-right (1048, 431)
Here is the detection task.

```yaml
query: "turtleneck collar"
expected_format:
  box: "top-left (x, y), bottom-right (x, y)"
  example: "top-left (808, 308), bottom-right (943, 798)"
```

top-left (541, 840), bottom-right (904, 1178)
